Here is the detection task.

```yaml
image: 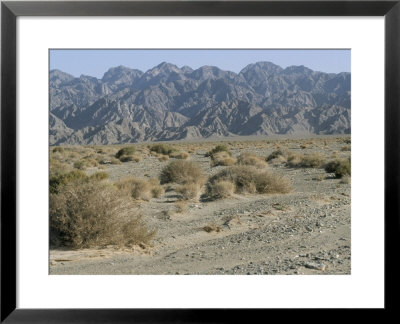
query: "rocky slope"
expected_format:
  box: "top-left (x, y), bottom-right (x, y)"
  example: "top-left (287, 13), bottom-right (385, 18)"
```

top-left (50, 62), bottom-right (350, 145)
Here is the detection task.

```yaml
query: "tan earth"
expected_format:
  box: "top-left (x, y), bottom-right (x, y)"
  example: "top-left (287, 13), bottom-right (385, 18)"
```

top-left (50, 136), bottom-right (351, 275)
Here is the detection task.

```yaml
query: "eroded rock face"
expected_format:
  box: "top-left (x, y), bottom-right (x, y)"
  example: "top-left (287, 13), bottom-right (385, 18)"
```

top-left (50, 62), bottom-right (351, 145)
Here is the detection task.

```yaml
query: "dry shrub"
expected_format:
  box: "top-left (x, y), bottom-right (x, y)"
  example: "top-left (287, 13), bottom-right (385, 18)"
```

top-left (266, 148), bottom-right (289, 162)
top-left (169, 151), bottom-right (190, 160)
top-left (157, 154), bottom-right (169, 162)
top-left (174, 200), bottom-right (188, 213)
top-left (324, 158), bottom-right (351, 178)
top-left (50, 181), bottom-right (155, 248)
top-left (149, 143), bottom-right (176, 156)
top-left (176, 183), bottom-right (201, 200)
top-left (206, 166), bottom-right (291, 196)
top-left (341, 145), bottom-right (351, 152)
top-left (211, 151), bottom-right (236, 166)
top-left (111, 158), bottom-right (122, 165)
top-left (116, 177), bottom-right (163, 200)
top-left (115, 147), bottom-right (135, 159)
top-left (206, 144), bottom-right (232, 158)
top-left (52, 147), bottom-right (64, 154)
top-left (287, 152), bottom-right (324, 168)
top-left (340, 175), bottom-right (351, 184)
top-left (203, 224), bottom-right (222, 233)
top-left (50, 170), bottom-right (89, 194)
top-left (160, 160), bottom-right (205, 185)
top-left (205, 180), bottom-right (235, 200)
top-left (89, 171), bottom-right (109, 181)
top-left (236, 152), bottom-right (268, 169)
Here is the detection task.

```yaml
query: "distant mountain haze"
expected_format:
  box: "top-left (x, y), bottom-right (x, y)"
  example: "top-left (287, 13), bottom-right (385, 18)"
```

top-left (49, 61), bottom-right (351, 145)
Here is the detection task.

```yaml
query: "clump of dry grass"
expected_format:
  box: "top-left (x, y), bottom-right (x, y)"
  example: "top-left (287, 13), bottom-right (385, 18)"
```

top-left (340, 175), bottom-right (351, 184)
top-left (236, 152), bottom-right (268, 169)
top-left (211, 151), bottom-right (236, 166)
top-left (157, 154), bottom-right (169, 162)
top-left (205, 180), bottom-right (235, 200)
top-left (202, 223), bottom-right (222, 233)
top-left (89, 171), bottom-right (109, 181)
top-left (174, 200), bottom-right (188, 213)
top-left (206, 166), bottom-right (291, 197)
top-left (149, 143), bottom-right (177, 156)
top-left (115, 147), bottom-right (135, 159)
top-left (287, 152), bottom-right (324, 168)
top-left (176, 183), bottom-right (201, 200)
top-left (169, 151), bottom-right (190, 160)
top-left (52, 147), bottom-right (64, 154)
top-left (160, 160), bottom-right (205, 185)
top-left (341, 145), bottom-right (351, 152)
top-left (324, 158), bottom-right (351, 178)
top-left (205, 144), bottom-right (232, 158)
top-left (50, 181), bottom-right (156, 248)
top-left (50, 170), bottom-right (89, 194)
top-left (116, 177), bottom-right (164, 200)
top-left (266, 148), bottom-right (289, 162)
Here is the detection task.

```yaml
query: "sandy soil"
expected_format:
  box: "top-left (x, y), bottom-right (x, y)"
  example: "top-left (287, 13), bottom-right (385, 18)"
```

top-left (50, 136), bottom-right (351, 275)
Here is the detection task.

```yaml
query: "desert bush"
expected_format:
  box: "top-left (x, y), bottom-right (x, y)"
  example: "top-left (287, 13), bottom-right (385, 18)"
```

top-left (340, 175), bottom-right (351, 184)
top-left (206, 166), bottom-right (291, 196)
top-left (174, 200), bottom-right (188, 213)
top-left (287, 152), bottom-right (324, 168)
top-left (324, 158), bottom-right (351, 178)
top-left (266, 148), bottom-right (289, 161)
top-left (111, 158), bottom-right (122, 165)
top-left (149, 143), bottom-right (176, 156)
top-left (236, 152), bottom-right (268, 169)
top-left (205, 144), bottom-right (232, 158)
top-left (50, 181), bottom-right (155, 248)
top-left (157, 154), bottom-right (169, 162)
top-left (50, 170), bottom-right (89, 194)
top-left (341, 145), bottom-right (351, 151)
top-left (203, 224), bottom-right (222, 233)
top-left (115, 147), bottom-right (136, 159)
top-left (89, 171), bottom-right (109, 181)
top-left (169, 151), bottom-right (190, 160)
top-left (52, 147), bottom-right (64, 154)
top-left (73, 160), bottom-right (87, 170)
top-left (205, 180), bottom-right (235, 200)
top-left (176, 183), bottom-right (201, 200)
top-left (160, 160), bottom-right (205, 185)
top-left (116, 177), bottom-right (163, 201)
top-left (211, 151), bottom-right (236, 166)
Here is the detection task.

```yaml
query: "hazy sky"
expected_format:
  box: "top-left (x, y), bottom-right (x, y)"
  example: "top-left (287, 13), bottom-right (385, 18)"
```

top-left (50, 49), bottom-right (350, 78)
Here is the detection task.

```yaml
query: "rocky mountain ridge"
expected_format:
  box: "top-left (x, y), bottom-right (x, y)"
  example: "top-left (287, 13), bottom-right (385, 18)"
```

top-left (50, 61), bottom-right (350, 145)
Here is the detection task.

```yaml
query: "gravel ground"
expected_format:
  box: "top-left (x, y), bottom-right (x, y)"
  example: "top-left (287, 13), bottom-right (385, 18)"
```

top-left (50, 136), bottom-right (351, 275)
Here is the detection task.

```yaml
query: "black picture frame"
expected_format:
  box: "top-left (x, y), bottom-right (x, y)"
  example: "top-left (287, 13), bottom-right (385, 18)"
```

top-left (1, 0), bottom-right (399, 322)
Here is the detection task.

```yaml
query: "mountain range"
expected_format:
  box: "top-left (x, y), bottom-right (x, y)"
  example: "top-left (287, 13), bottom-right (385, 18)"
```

top-left (50, 61), bottom-right (351, 145)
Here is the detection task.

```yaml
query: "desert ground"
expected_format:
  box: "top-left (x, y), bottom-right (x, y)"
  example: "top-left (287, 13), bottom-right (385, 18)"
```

top-left (49, 136), bottom-right (351, 275)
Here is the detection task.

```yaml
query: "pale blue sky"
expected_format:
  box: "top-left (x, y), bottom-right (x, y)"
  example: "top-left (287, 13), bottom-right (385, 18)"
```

top-left (50, 49), bottom-right (350, 78)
